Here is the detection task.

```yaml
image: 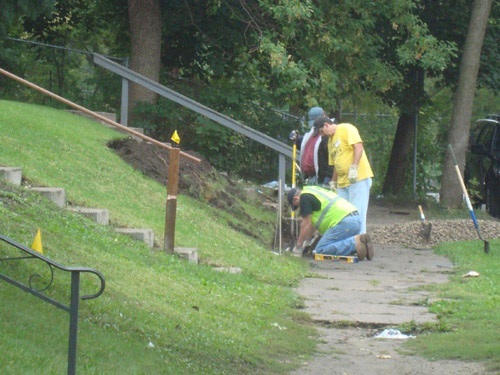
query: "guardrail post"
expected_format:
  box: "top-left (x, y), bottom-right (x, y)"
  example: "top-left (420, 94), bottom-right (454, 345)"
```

top-left (278, 153), bottom-right (286, 202)
top-left (164, 146), bottom-right (180, 254)
top-left (120, 78), bottom-right (129, 127)
top-left (68, 271), bottom-right (80, 375)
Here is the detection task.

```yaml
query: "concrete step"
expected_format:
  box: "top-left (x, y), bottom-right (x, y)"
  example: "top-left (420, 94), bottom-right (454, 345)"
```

top-left (68, 207), bottom-right (110, 226)
top-left (114, 228), bottom-right (154, 248)
top-left (174, 247), bottom-right (198, 264)
top-left (212, 266), bottom-right (241, 274)
top-left (29, 187), bottom-right (66, 207)
top-left (0, 167), bottom-right (22, 186)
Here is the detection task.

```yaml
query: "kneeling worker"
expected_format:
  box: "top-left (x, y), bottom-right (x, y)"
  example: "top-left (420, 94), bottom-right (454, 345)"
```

top-left (287, 186), bottom-right (374, 260)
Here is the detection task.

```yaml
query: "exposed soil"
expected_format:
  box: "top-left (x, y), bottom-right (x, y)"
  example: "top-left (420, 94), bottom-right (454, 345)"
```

top-left (108, 138), bottom-right (238, 205)
top-left (108, 138), bottom-right (277, 245)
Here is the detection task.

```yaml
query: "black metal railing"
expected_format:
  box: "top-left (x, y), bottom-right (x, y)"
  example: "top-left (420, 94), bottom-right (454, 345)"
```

top-left (0, 233), bottom-right (105, 375)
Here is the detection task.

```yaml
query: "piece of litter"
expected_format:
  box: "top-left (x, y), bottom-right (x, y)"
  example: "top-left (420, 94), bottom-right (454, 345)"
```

top-left (377, 355), bottom-right (392, 359)
top-left (147, 341), bottom-right (155, 348)
top-left (462, 271), bottom-right (480, 277)
top-left (374, 329), bottom-right (415, 339)
top-left (272, 322), bottom-right (286, 330)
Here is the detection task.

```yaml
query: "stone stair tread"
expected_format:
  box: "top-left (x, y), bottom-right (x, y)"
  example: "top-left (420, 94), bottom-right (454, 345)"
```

top-left (68, 206), bottom-right (109, 226)
top-left (29, 187), bottom-right (66, 207)
top-left (113, 228), bottom-right (154, 249)
top-left (0, 167), bottom-right (22, 186)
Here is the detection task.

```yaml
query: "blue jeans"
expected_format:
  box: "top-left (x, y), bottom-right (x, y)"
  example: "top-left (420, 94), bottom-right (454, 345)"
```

top-left (337, 177), bottom-right (372, 234)
top-left (314, 214), bottom-right (361, 256)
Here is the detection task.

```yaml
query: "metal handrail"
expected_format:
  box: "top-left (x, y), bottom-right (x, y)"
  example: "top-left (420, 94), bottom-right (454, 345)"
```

top-left (0, 233), bottom-right (105, 300)
top-left (0, 233), bottom-right (105, 375)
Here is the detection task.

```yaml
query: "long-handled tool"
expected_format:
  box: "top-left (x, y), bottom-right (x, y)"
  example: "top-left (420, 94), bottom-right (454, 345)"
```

top-left (288, 130), bottom-right (300, 242)
top-left (418, 205), bottom-right (432, 241)
top-left (448, 144), bottom-right (490, 254)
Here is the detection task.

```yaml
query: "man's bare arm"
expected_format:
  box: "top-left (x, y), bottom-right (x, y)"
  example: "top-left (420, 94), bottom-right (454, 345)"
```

top-left (352, 142), bottom-right (364, 165)
top-left (297, 215), bottom-right (314, 247)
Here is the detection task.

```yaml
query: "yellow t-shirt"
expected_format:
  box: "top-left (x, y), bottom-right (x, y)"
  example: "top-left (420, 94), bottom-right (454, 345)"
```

top-left (328, 123), bottom-right (374, 188)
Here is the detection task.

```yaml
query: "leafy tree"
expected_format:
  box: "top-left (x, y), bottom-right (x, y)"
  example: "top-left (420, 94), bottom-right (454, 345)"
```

top-left (0, 0), bottom-right (55, 35)
top-left (0, 0), bottom-right (55, 71)
top-left (381, 0), bottom-right (500, 196)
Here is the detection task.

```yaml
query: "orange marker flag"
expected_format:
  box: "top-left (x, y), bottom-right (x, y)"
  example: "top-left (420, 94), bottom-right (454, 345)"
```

top-left (31, 228), bottom-right (43, 255)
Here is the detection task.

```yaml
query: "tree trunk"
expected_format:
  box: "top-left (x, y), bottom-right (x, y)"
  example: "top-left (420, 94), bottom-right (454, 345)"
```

top-left (128, 0), bottom-right (162, 120)
top-left (440, 0), bottom-right (493, 208)
top-left (382, 66), bottom-right (424, 196)
top-left (382, 112), bottom-right (415, 195)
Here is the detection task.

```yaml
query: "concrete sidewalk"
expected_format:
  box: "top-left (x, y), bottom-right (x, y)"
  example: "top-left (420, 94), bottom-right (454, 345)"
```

top-left (292, 243), bottom-right (485, 375)
top-left (299, 244), bottom-right (452, 326)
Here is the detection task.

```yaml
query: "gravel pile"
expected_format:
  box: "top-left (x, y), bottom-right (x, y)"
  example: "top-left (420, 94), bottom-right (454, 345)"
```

top-left (371, 219), bottom-right (500, 249)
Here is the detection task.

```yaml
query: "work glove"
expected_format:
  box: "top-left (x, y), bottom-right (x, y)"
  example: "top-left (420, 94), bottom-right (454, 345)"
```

top-left (329, 180), bottom-right (337, 191)
top-left (303, 232), bottom-right (321, 248)
top-left (288, 130), bottom-right (299, 142)
top-left (348, 165), bottom-right (358, 184)
top-left (291, 244), bottom-right (303, 257)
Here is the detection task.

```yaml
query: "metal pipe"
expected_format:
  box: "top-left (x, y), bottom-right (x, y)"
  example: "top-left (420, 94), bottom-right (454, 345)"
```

top-left (67, 272), bottom-right (80, 375)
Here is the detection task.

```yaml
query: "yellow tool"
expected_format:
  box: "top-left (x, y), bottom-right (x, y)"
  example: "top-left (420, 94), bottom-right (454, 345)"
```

top-left (314, 254), bottom-right (359, 263)
top-left (291, 142), bottom-right (297, 238)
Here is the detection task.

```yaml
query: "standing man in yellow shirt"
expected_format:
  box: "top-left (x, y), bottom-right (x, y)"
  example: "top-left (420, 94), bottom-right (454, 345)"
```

top-left (313, 116), bottom-right (374, 234)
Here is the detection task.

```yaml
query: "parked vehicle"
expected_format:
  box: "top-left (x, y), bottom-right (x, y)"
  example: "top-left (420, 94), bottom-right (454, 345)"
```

top-left (465, 114), bottom-right (500, 218)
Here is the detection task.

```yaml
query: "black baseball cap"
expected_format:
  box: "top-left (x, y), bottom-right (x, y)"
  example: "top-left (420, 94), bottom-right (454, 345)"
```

top-left (287, 188), bottom-right (299, 210)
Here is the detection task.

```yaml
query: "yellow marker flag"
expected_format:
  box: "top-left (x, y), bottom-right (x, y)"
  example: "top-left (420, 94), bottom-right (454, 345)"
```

top-left (171, 130), bottom-right (181, 144)
top-left (31, 228), bottom-right (43, 255)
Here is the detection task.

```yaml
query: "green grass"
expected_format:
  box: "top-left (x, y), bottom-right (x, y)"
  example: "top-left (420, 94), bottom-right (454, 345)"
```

top-left (405, 239), bottom-right (500, 370)
top-left (0, 100), bottom-right (315, 374)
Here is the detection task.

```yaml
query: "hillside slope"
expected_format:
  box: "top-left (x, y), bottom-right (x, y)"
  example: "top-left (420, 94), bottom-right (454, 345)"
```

top-left (0, 100), bottom-right (314, 374)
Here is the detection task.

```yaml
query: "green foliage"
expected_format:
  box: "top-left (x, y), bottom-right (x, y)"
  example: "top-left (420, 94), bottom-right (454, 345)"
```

top-left (2, 0), bottom-right (499, 193)
top-left (131, 79), bottom-right (301, 183)
top-left (0, 0), bottom-right (55, 36)
top-left (0, 0), bottom-right (127, 111)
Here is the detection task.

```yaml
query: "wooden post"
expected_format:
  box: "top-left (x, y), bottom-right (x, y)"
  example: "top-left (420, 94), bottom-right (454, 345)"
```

top-left (164, 146), bottom-right (180, 253)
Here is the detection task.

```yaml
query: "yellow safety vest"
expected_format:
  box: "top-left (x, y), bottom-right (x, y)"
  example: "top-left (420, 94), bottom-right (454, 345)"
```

top-left (301, 186), bottom-right (357, 234)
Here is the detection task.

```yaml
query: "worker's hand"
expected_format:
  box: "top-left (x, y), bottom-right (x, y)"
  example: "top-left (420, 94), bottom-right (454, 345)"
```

top-left (329, 180), bottom-right (337, 191)
top-left (288, 130), bottom-right (299, 142)
top-left (291, 244), bottom-right (303, 257)
top-left (302, 237), bottom-right (313, 248)
top-left (348, 165), bottom-right (358, 184)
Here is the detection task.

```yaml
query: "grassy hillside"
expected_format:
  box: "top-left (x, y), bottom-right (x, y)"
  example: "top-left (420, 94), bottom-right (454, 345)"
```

top-left (0, 100), bottom-right (314, 374)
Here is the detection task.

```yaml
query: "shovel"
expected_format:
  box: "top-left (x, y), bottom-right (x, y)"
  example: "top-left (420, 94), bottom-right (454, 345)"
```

top-left (448, 144), bottom-right (490, 254)
top-left (418, 205), bottom-right (432, 241)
